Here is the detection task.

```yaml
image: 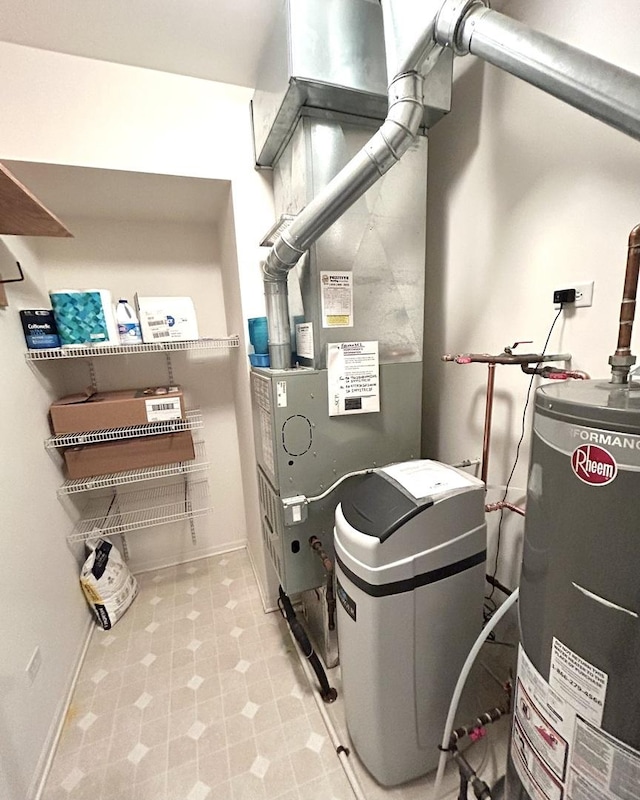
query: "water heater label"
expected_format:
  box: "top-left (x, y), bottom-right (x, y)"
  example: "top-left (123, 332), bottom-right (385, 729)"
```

top-left (514, 681), bottom-right (568, 780)
top-left (511, 724), bottom-right (564, 800)
top-left (514, 644), bottom-right (640, 800)
top-left (567, 718), bottom-right (640, 800)
top-left (571, 444), bottom-right (618, 486)
top-left (549, 638), bottom-right (608, 727)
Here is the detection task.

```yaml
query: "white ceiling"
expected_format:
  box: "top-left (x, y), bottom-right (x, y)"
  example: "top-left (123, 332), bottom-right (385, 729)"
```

top-left (0, 0), bottom-right (281, 88)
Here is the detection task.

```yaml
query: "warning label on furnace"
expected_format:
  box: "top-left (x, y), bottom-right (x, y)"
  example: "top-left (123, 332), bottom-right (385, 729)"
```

top-left (320, 271), bottom-right (353, 328)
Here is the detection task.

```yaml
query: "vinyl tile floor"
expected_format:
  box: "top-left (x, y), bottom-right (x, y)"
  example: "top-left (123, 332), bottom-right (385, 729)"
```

top-left (41, 548), bottom-right (510, 800)
top-left (41, 549), bottom-right (354, 800)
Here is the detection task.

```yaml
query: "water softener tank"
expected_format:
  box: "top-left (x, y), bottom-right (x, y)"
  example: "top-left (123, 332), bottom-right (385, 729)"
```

top-left (334, 460), bottom-right (486, 786)
top-left (507, 380), bottom-right (640, 800)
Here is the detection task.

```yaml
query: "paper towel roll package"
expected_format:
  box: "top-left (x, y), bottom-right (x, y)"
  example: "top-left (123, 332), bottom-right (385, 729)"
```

top-left (50, 290), bottom-right (119, 347)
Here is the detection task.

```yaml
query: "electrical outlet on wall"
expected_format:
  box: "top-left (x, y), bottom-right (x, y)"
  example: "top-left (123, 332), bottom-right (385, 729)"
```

top-left (554, 281), bottom-right (594, 309)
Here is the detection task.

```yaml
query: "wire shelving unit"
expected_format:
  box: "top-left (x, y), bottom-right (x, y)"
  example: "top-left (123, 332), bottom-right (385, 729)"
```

top-left (25, 336), bottom-right (239, 361)
top-left (45, 410), bottom-right (203, 450)
top-left (67, 479), bottom-right (212, 544)
top-left (58, 441), bottom-right (209, 495)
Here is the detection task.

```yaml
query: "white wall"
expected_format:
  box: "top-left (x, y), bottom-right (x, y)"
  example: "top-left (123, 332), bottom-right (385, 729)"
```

top-left (0, 43), bottom-right (274, 800)
top-left (27, 213), bottom-right (249, 572)
top-left (0, 235), bottom-right (91, 800)
top-left (423, 0), bottom-right (640, 590)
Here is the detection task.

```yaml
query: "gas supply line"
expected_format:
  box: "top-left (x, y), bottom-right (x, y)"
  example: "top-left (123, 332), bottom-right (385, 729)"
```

top-left (309, 535), bottom-right (337, 633)
top-left (442, 345), bottom-right (572, 485)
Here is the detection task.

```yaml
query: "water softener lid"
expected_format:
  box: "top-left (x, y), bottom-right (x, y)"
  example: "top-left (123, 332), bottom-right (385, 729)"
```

top-left (340, 460), bottom-right (479, 542)
top-left (536, 380), bottom-right (640, 432)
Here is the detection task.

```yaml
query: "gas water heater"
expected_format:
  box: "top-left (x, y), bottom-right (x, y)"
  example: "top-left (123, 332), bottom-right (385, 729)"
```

top-left (506, 380), bottom-right (640, 800)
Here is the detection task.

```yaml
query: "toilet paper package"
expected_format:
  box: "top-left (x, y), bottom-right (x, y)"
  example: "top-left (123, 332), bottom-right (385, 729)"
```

top-left (50, 289), bottom-right (119, 347)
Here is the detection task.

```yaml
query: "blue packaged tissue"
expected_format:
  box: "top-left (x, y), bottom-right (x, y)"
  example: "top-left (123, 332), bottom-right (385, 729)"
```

top-left (50, 290), bottom-right (117, 346)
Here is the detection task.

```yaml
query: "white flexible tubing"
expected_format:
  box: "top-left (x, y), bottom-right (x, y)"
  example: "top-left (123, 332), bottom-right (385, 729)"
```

top-left (306, 469), bottom-right (374, 503)
top-left (431, 588), bottom-right (520, 800)
top-left (283, 620), bottom-right (368, 800)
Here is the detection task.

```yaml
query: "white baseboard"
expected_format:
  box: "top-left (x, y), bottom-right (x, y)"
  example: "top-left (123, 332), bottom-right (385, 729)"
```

top-left (30, 614), bottom-right (94, 800)
top-left (129, 538), bottom-right (247, 575)
top-left (246, 543), bottom-right (278, 613)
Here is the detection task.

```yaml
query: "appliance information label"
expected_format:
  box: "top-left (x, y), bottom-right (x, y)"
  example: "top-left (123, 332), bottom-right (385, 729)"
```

top-left (320, 271), bottom-right (353, 327)
top-left (276, 381), bottom-right (287, 408)
top-left (327, 341), bottom-right (379, 416)
top-left (550, 638), bottom-right (608, 727)
top-left (295, 322), bottom-right (314, 359)
top-left (567, 719), bottom-right (640, 800)
top-left (512, 720), bottom-right (564, 800)
top-left (514, 646), bottom-right (640, 800)
top-left (145, 397), bottom-right (182, 422)
top-left (380, 460), bottom-right (475, 501)
top-left (515, 680), bottom-right (568, 780)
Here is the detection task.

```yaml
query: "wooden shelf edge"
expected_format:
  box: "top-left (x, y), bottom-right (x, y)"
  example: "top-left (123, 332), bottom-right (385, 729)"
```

top-left (0, 161), bottom-right (72, 237)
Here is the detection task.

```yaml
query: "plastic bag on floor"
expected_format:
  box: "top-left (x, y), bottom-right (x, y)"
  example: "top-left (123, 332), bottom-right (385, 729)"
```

top-left (80, 538), bottom-right (138, 629)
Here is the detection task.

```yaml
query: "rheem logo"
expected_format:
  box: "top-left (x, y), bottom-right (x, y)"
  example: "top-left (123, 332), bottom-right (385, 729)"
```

top-left (571, 444), bottom-right (618, 486)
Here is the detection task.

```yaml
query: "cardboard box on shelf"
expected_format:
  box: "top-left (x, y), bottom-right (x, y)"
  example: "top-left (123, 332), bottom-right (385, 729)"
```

top-left (63, 431), bottom-right (196, 479)
top-left (135, 295), bottom-right (199, 343)
top-left (50, 386), bottom-right (185, 435)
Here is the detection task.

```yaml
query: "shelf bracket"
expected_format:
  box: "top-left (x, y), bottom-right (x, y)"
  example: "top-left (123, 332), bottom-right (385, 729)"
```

top-left (88, 359), bottom-right (98, 392)
top-left (0, 260), bottom-right (25, 284)
top-left (186, 477), bottom-right (197, 547)
top-left (0, 261), bottom-right (24, 308)
top-left (165, 353), bottom-right (174, 385)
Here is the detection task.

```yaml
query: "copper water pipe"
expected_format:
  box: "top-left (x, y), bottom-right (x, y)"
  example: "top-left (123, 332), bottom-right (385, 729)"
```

top-left (485, 501), bottom-right (526, 517)
top-left (442, 350), bottom-right (571, 486)
top-left (443, 352), bottom-right (571, 365)
top-left (521, 365), bottom-right (590, 380)
top-left (609, 223), bottom-right (640, 383)
top-left (481, 364), bottom-right (496, 485)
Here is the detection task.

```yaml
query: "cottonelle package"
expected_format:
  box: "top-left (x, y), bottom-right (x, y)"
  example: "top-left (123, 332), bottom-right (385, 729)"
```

top-left (80, 539), bottom-right (138, 629)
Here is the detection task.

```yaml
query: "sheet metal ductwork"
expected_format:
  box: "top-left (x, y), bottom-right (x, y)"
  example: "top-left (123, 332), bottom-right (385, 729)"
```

top-left (258, 0), bottom-right (640, 371)
top-left (250, 0), bottom-right (432, 606)
top-left (254, 0), bottom-right (450, 370)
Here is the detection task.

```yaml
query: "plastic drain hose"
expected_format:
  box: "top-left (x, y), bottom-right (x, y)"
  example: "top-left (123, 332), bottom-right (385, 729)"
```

top-left (431, 588), bottom-right (520, 800)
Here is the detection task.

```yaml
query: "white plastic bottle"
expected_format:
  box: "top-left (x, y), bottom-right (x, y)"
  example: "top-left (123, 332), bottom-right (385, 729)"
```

top-left (115, 299), bottom-right (143, 345)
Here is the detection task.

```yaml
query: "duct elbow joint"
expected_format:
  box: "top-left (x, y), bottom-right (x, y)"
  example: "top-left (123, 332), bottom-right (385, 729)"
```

top-left (435, 0), bottom-right (490, 56)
